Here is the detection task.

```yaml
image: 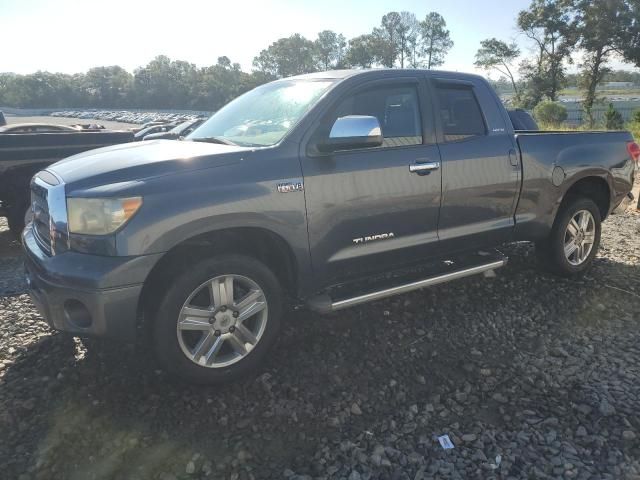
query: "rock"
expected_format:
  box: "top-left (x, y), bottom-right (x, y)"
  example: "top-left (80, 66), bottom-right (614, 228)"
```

top-left (461, 434), bottom-right (477, 442)
top-left (472, 449), bottom-right (488, 462)
top-left (348, 470), bottom-right (361, 480)
top-left (185, 461), bottom-right (196, 474)
top-left (492, 392), bottom-right (508, 403)
top-left (576, 404), bottom-right (593, 415)
top-left (576, 426), bottom-right (587, 437)
top-left (350, 403), bottom-right (363, 415)
top-left (623, 430), bottom-right (636, 441)
top-left (599, 399), bottom-right (616, 416)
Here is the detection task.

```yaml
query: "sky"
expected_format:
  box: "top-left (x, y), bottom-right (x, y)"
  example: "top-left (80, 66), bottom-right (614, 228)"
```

top-left (0, 0), bottom-right (635, 77)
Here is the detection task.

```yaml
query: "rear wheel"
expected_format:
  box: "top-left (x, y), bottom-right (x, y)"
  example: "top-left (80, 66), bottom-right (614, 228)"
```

top-left (536, 196), bottom-right (601, 277)
top-left (152, 254), bottom-right (283, 384)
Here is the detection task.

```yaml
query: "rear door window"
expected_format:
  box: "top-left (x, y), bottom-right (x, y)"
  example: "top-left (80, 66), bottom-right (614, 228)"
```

top-left (436, 87), bottom-right (486, 142)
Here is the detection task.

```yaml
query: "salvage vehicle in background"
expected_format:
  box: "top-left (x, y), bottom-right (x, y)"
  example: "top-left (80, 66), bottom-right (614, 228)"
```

top-left (143, 118), bottom-right (206, 141)
top-left (133, 123), bottom-right (178, 141)
top-left (0, 129), bottom-right (134, 234)
top-left (507, 109), bottom-right (539, 131)
top-left (22, 69), bottom-right (637, 384)
top-left (0, 123), bottom-right (80, 133)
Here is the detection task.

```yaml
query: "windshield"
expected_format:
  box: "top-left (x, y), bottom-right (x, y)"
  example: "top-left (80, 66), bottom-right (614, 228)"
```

top-left (187, 79), bottom-right (334, 147)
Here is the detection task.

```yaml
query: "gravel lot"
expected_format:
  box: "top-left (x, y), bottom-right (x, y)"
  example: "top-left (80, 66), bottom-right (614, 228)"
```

top-left (1, 202), bottom-right (639, 479)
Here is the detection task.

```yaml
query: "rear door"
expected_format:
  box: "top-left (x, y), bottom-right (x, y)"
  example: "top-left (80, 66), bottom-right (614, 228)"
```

top-left (431, 77), bottom-right (520, 252)
top-left (300, 76), bottom-right (442, 287)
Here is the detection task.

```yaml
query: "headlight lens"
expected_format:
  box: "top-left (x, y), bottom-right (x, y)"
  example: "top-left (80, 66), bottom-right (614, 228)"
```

top-left (67, 197), bottom-right (142, 235)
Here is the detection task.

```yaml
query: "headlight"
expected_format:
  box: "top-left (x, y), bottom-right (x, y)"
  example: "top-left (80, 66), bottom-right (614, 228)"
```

top-left (67, 197), bottom-right (142, 235)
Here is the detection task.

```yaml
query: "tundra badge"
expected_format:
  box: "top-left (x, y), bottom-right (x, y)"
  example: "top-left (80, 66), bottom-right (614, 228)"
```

top-left (353, 232), bottom-right (395, 245)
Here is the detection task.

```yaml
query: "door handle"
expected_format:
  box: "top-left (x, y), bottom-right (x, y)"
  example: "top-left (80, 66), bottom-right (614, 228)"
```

top-left (508, 149), bottom-right (519, 167)
top-left (409, 161), bottom-right (440, 174)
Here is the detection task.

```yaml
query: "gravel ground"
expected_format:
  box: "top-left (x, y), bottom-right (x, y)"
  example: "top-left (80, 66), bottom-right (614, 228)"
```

top-left (1, 203), bottom-right (640, 480)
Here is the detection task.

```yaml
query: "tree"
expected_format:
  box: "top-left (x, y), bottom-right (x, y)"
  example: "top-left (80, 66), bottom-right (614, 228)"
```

top-left (132, 55), bottom-right (199, 108)
top-left (372, 12), bottom-right (403, 67)
top-left (344, 34), bottom-right (378, 68)
top-left (419, 12), bottom-right (454, 69)
top-left (574, 0), bottom-right (635, 127)
top-left (533, 100), bottom-right (568, 126)
top-left (619, 0), bottom-right (640, 66)
top-left (314, 30), bottom-right (347, 70)
top-left (517, 0), bottom-right (575, 103)
top-left (604, 103), bottom-right (624, 130)
top-left (474, 39), bottom-right (521, 98)
top-left (253, 34), bottom-right (317, 77)
top-left (84, 66), bottom-right (133, 107)
top-left (396, 12), bottom-right (419, 68)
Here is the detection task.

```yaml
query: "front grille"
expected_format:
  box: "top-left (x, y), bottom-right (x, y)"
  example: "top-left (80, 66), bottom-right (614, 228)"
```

top-left (31, 181), bottom-right (52, 254)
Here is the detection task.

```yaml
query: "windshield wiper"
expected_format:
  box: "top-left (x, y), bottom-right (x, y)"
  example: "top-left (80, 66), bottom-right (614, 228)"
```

top-left (190, 136), bottom-right (237, 146)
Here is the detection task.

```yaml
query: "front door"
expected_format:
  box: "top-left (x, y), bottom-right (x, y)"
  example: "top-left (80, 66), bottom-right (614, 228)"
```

top-left (300, 78), bottom-right (442, 287)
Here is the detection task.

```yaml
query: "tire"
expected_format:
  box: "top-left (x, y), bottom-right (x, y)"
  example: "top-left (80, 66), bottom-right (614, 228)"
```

top-left (152, 254), bottom-right (283, 384)
top-left (7, 204), bottom-right (29, 238)
top-left (536, 196), bottom-right (602, 277)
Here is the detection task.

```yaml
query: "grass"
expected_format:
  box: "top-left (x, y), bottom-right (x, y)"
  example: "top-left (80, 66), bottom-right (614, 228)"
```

top-left (628, 122), bottom-right (640, 141)
top-left (537, 121), bottom-right (640, 141)
top-left (558, 88), bottom-right (640, 96)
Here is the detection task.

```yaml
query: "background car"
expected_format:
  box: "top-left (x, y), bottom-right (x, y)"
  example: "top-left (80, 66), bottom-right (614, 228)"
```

top-left (133, 123), bottom-right (178, 141)
top-left (0, 123), bottom-right (80, 133)
top-left (142, 118), bottom-right (206, 140)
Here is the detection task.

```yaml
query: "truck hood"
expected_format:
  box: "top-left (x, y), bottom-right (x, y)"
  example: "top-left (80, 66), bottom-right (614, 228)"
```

top-left (48, 139), bottom-right (251, 188)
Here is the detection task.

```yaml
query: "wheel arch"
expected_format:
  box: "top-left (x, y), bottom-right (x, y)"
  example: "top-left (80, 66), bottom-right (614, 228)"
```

top-left (557, 174), bottom-right (611, 222)
top-left (137, 226), bottom-right (300, 330)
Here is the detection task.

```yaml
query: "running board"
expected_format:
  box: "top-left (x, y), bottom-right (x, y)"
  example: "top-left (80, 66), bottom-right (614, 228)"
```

top-left (307, 257), bottom-right (507, 313)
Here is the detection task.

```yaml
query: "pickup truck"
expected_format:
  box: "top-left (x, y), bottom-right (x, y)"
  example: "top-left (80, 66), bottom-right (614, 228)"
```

top-left (0, 129), bottom-right (134, 234)
top-left (22, 69), bottom-right (638, 384)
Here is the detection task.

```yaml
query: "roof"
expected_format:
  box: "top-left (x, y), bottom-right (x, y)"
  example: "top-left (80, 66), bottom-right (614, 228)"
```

top-left (286, 68), bottom-right (485, 82)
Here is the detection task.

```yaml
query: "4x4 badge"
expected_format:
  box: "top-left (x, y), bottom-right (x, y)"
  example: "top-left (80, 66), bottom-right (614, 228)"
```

top-left (277, 180), bottom-right (304, 193)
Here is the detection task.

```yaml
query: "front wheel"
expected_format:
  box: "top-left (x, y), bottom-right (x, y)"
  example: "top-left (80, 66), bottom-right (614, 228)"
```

top-left (536, 196), bottom-right (602, 277)
top-left (153, 254), bottom-right (283, 384)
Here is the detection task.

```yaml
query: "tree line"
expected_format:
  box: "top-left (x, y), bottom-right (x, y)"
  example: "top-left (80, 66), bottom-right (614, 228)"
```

top-left (1, 0), bottom-right (639, 128)
top-left (473, 0), bottom-right (640, 126)
top-left (0, 10), bottom-right (453, 111)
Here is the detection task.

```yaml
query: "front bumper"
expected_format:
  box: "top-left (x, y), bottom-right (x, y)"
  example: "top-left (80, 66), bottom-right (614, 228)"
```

top-left (22, 226), bottom-right (162, 342)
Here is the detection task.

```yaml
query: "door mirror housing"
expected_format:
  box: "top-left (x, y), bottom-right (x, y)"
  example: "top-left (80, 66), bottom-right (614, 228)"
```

top-left (318, 115), bottom-right (383, 152)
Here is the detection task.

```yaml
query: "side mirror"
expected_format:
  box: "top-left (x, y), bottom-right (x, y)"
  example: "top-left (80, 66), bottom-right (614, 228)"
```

top-left (318, 115), bottom-right (383, 152)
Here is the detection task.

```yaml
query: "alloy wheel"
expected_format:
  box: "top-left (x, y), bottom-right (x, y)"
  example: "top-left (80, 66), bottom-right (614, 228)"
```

top-left (564, 209), bottom-right (596, 266)
top-left (176, 274), bottom-right (268, 368)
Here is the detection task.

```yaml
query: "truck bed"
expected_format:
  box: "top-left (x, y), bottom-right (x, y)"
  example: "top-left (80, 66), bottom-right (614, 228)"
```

top-left (514, 130), bottom-right (636, 239)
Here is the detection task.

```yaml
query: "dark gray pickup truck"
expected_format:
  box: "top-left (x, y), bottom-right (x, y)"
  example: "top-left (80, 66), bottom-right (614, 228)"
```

top-left (22, 69), bottom-right (638, 383)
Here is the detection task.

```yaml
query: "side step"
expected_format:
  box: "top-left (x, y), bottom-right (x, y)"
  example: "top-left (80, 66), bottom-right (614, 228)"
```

top-left (307, 254), bottom-right (507, 314)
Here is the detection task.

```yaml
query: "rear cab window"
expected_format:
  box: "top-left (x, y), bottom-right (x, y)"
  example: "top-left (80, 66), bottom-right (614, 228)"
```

top-left (436, 86), bottom-right (487, 142)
